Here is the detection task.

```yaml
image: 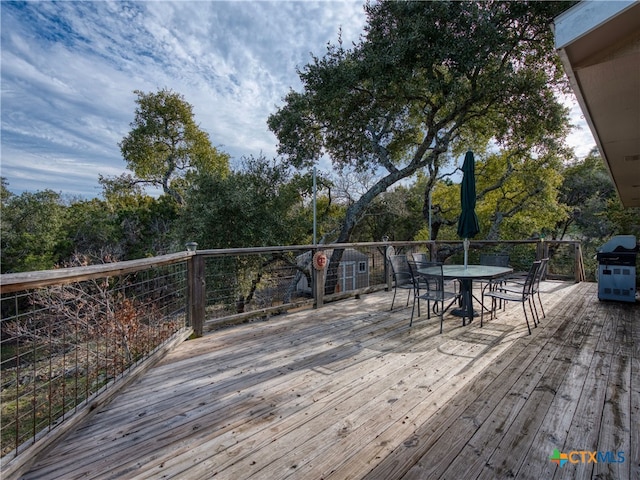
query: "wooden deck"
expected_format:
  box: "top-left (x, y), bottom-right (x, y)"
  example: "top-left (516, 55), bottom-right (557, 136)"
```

top-left (18, 281), bottom-right (639, 479)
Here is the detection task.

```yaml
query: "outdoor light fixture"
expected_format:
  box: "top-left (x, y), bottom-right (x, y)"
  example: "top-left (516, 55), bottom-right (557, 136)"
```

top-left (185, 242), bottom-right (198, 252)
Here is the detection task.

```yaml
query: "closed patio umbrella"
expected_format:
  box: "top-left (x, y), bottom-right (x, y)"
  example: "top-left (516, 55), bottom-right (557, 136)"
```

top-left (457, 150), bottom-right (480, 268)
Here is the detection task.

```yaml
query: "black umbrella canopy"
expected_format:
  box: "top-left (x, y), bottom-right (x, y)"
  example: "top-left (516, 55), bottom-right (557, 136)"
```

top-left (457, 150), bottom-right (480, 239)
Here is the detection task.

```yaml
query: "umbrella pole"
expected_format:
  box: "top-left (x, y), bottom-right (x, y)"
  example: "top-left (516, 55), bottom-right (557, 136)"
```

top-left (464, 238), bottom-right (469, 269)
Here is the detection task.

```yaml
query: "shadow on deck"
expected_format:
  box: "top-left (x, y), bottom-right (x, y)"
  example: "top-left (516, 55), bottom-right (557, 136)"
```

top-left (17, 281), bottom-right (640, 479)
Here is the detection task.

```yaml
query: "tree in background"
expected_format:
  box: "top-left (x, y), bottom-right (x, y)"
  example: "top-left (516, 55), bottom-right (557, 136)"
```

top-left (268, 1), bottom-right (573, 290)
top-left (63, 198), bottom-right (121, 263)
top-left (554, 149), bottom-right (640, 280)
top-left (430, 150), bottom-right (568, 242)
top-left (372, 144), bottom-right (568, 256)
top-left (351, 181), bottom-right (426, 243)
top-left (1, 184), bottom-right (68, 273)
top-left (555, 148), bottom-right (619, 241)
top-left (99, 176), bottom-right (179, 258)
top-left (119, 88), bottom-right (230, 205)
top-left (268, 1), bottom-right (573, 247)
top-left (176, 156), bottom-right (320, 311)
top-left (1, 174), bottom-right (181, 272)
top-left (176, 155), bottom-right (312, 249)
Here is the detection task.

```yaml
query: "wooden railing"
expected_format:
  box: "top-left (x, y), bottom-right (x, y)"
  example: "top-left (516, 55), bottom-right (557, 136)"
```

top-left (0, 239), bottom-right (583, 476)
top-left (0, 253), bottom-right (193, 476)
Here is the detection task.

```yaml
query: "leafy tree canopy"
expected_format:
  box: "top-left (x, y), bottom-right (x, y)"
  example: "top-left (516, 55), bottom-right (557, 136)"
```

top-left (268, 0), bottom-right (574, 244)
top-left (1, 188), bottom-right (68, 272)
top-left (119, 88), bottom-right (230, 205)
top-left (555, 148), bottom-right (640, 241)
top-left (177, 155), bottom-right (313, 249)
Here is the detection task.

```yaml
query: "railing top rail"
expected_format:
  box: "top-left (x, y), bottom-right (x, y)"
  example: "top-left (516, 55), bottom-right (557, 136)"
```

top-left (195, 242), bottom-right (392, 257)
top-left (0, 251), bottom-right (193, 294)
top-left (195, 239), bottom-right (578, 257)
top-left (1, 239), bottom-right (579, 294)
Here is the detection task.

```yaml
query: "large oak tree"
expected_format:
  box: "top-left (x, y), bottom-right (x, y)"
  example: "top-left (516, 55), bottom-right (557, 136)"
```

top-left (268, 0), bottom-right (574, 289)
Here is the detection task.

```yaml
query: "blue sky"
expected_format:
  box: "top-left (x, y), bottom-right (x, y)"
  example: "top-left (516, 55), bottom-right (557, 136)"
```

top-left (1, 1), bottom-right (596, 199)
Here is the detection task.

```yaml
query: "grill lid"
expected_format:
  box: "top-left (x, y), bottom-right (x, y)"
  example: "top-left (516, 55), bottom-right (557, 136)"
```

top-left (599, 235), bottom-right (638, 253)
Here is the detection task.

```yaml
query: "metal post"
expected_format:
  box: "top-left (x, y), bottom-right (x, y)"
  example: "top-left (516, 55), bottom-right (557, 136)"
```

top-left (428, 188), bottom-right (432, 241)
top-left (187, 252), bottom-right (205, 337)
top-left (313, 167), bottom-right (317, 246)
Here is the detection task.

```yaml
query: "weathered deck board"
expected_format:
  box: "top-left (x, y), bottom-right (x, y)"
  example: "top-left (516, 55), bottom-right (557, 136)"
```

top-left (630, 310), bottom-right (640, 480)
top-left (16, 281), bottom-right (639, 480)
top-left (515, 287), bottom-right (600, 480)
top-left (364, 279), bottom-right (591, 480)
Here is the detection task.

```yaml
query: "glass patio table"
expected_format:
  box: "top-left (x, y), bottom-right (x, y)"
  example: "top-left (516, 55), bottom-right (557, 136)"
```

top-left (418, 265), bottom-right (513, 326)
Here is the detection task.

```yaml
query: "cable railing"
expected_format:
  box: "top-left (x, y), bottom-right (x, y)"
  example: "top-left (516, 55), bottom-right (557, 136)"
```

top-left (0, 253), bottom-right (192, 473)
top-left (0, 239), bottom-right (583, 476)
top-left (195, 244), bottom-right (390, 331)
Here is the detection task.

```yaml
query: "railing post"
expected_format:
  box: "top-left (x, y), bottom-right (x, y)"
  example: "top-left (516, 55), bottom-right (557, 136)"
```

top-left (384, 244), bottom-right (394, 291)
top-left (536, 239), bottom-right (543, 260)
top-left (187, 252), bottom-right (205, 336)
top-left (428, 241), bottom-right (437, 262)
top-left (574, 242), bottom-right (586, 283)
top-left (312, 249), bottom-right (327, 309)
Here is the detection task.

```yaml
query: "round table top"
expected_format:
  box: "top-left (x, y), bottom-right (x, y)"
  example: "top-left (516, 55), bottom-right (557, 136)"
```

top-left (419, 264), bottom-right (512, 279)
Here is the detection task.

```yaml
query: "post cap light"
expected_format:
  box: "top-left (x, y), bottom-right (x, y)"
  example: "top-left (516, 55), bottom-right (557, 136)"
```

top-left (185, 242), bottom-right (198, 252)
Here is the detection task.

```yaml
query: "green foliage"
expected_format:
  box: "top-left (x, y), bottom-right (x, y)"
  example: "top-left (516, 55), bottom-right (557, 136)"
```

top-left (351, 183), bottom-right (425, 242)
top-left (268, 1), bottom-right (574, 244)
top-left (556, 149), bottom-right (640, 242)
top-left (0, 178), bottom-right (11, 203)
top-left (412, 149), bottom-right (569, 242)
top-left (119, 88), bottom-right (230, 205)
top-left (1, 189), bottom-right (68, 272)
top-left (177, 156), bottom-right (311, 249)
top-left (63, 198), bottom-right (120, 260)
top-left (66, 193), bottom-right (178, 262)
top-left (479, 151), bottom-right (568, 240)
top-left (555, 149), bottom-right (620, 240)
top-left (1, 178), bottom-right (179, 271)
top-left (553, 149), bottom-right (640, 281)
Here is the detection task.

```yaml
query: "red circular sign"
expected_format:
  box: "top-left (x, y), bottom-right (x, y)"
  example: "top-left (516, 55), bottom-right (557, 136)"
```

top-left (313, 251), bottom-right (327, 270)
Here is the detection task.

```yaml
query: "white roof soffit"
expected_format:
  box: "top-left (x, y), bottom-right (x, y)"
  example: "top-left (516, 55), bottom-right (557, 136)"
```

top-left (554, 0), bottom-right (640, 208)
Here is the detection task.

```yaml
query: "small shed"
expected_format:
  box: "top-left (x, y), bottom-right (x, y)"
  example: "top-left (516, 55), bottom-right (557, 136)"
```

top-left (333, 248), bottom-right (370, 292)
top-left (296, 248), bottom-right (370, 294)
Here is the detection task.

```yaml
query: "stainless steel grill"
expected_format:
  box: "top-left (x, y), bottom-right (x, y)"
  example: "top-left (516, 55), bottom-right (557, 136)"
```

top-left (597, 235), bottom-right (638, 302)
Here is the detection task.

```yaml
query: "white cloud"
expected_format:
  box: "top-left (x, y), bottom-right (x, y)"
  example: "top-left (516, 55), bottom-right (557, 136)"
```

top-left (1, 1), bottom-right (597, 198)
top-left (1, 1), bottom-right (369, 197)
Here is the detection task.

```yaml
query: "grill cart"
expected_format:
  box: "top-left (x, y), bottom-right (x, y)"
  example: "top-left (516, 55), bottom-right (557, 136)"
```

top-left (597, 235), bottom-right (638, 302)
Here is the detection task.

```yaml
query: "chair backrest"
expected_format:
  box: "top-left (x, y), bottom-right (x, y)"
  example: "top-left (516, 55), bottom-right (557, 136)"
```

top-left (411, 252), bottom-right (430, 265)
top-left (389, 255), bottom-right (412, 286)
top-left (480, 253), bottom-right (510, 267)
top-left (522, 261), bottom-right (541, 296)
top-left (408, 260), bottom-right (444, 292)
top-left (533, 258), bottom-right (549, 290)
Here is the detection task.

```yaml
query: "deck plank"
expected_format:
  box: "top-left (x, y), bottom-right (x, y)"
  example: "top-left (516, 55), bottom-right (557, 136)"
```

top-left (593, 301), bottom-right (635, 480)
top-left (15, 281), bottom-right (639, 480)
top-left (382, 280), bottom-right (587, 480)
top-left (630, 302), bottom-right (640, 480)
top-left (512, 285), bottom-right (600, 480)
top-left (553, 294), bottom-right (617, 480)
top-left (479, 289), bottom-right (602, 479)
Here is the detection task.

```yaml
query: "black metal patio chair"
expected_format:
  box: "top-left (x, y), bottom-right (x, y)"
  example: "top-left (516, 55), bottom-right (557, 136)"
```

top-left (388, 254), bottom-right (415, 311)
top-left (498, 257), bottom-right (549, 324)
top-left (481, 260), bottom-right (540, 335)
top-left (407, 260), bottom-right (458, 332)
